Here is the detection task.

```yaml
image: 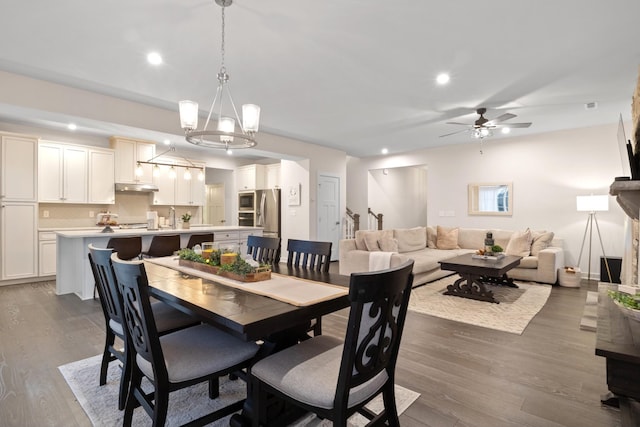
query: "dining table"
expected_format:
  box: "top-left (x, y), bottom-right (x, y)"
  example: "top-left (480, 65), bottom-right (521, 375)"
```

top-left (142, 257), bottom-right (351, 426)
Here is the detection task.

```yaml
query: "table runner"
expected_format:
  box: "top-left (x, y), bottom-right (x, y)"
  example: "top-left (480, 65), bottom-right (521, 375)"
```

top-left (144, 257), bottom-right (348, 307)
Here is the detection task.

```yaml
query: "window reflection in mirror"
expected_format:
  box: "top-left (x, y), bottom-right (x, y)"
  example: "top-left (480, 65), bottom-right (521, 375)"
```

top-left (468, 183), bottom-right (512, 216)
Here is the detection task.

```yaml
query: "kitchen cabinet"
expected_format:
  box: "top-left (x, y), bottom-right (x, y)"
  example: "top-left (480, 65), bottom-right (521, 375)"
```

top-left (152, 163), bottom-right (176, 206)
top-left (88, 148), bottom-right (115, 204)
top-left (110, 136), bottom-right (156, 185)
top-left (175, 161), bottom-right (206, 206)
top-left (38, 141), bottom-right (88, 203)
top-left (236, 164), bottom-right (265, 191)
top-left (1, 133), bottom-right (38, 202)
top-left (265, 163), bottom-right (281, 189)
top-left (38, 231), bottom-right (57, 276)
top-left (1, 202), bottom-right (38, 280)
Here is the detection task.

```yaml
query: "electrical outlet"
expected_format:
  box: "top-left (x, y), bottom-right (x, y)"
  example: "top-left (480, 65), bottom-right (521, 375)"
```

top-left (89, 211), bottom-right (94, 218)
top-left (43, 210), bottom-right (49, 218)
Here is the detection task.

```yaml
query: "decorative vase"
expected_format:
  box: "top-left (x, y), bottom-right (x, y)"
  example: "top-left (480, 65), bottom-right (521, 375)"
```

top-left (182, 222), bottom-right (190, 229)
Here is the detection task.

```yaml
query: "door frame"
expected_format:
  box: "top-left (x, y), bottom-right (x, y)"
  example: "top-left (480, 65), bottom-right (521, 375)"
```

top-left (317, 173), bottom-right (341, 261)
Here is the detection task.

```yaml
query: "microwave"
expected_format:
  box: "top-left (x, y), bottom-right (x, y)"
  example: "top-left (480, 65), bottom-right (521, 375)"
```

top-left (238, 191), bottom-right (255, 211)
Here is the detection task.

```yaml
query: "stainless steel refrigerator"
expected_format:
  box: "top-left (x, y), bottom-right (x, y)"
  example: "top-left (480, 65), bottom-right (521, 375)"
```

top-left (255, 188), bottom-right (281, 238)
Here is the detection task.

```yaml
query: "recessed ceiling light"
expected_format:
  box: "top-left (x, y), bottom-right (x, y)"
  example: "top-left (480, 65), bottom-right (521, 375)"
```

top-left (67, 123), bottom-right (77, 131)
top-left (436, 73), bottom-right (450, 85)
top-left (226, 149), bottom-right (233, 155)
top-left (501, 127), bottom-right (511, 134)
top-left (147, 52), bottom-right (163, 66)
top-left (163, 139), bottom-right (171, 145)
top-left (381, 148), bottom-right (389, 155)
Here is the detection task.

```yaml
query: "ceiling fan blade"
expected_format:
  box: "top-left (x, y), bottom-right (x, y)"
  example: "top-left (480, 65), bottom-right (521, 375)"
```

top-left (497, 122), bottom-right (532, 128)
top-left (445, 122), bottom-right (471, 126)
top-left (439, 128), bottom-right (471, 138)
top-left (488, 113), bottom-right (516, 124)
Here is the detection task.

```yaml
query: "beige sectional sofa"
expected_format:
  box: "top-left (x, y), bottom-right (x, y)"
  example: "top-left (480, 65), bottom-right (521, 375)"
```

top-left (339, 226), bottom-right (564, 287)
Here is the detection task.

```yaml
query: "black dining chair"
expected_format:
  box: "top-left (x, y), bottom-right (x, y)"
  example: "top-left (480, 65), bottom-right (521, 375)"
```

top-left (287, 238), bottom-right (332, 272)
top-left (246, 235), bottom-right (281, 265)
top-left (286, 238), bottom-right (333, 337)
top-left (110, 254), bottom-right (259, 427)
top-left (250, 260), bottom-right (414, 427)
top-left (141, 234), bottom-right (181, 258)
top-left (88, 244), bottom-right (200, 410)
top-left (186, 233), bottom-right (214, 249)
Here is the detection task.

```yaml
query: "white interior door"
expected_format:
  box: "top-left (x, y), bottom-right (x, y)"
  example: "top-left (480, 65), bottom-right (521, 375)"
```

top-left (317, 174), bottom-right (340, 261)
top-left (205, 184), bottom-right (226, 225)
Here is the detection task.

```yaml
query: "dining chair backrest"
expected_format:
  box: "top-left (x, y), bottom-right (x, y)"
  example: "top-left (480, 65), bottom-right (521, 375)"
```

top-left (246, 235), bottom-right (281, 265)
top-left (286, 239), bottom-right (332, 272)
top-left (186, 233), bottom-right (214, 249)
top-left (110, 254), bottom-right (166, 381)
top-left (106, 236), bottom-right (142, 261)
top-left (143, 234), bottom-right (181, 257)
top-left (335, 260), bottom-right (414, 409)
top-left (88, 244), bottom-right (123, 330)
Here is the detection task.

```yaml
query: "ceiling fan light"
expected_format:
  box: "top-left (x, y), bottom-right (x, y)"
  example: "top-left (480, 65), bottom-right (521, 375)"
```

top-left (501, 127), bottom-right (511, 134)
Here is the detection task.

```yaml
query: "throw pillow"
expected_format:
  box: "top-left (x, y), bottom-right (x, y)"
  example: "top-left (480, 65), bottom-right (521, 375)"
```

top-left (530, 230), bottom-right (554, 256)
top-left (364, 232), bottom-right (382, 251)
top-left (394, 227), bottom-right (427, 252)
top-left (378, 237), bottom-right (399, 253)
top-left (505, 229), bottom-right (532, 257)
top-left (426, 226), bottom-right (437, 249)
top-left (436, 226), bottom-right (460, 250)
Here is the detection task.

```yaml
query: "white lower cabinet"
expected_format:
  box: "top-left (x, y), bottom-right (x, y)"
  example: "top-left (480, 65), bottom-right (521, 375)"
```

top-left (1, 202), bottom-right (38, 280)
top-left (39, 232), bottom-right (57, 276)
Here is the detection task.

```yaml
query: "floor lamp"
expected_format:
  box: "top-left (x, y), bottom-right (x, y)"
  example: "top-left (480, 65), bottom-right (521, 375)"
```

top-left (576, 195), bottom-right (612, 282)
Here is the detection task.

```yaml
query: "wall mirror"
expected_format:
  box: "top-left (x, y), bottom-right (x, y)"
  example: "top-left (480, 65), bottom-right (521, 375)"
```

top-left (468, 182), bottom-right (513, 216)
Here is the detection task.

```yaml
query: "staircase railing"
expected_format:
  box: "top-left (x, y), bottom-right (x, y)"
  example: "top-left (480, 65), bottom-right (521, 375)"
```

top-left (345, 208), bottom-right (360, 239)
top-left (367, 208), bottom-right (383, 230)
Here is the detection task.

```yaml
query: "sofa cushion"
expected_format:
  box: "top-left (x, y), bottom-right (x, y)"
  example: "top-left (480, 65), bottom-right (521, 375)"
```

top-left (505, 229), bottom-right (532, 257)
top-left (519, 256), bottom-right (538, 269)
top-left (457, 228), bottom-right (487, 250)
top-left (426, 226), bottom-right (437, 249)
top-left (394, 227), bottom-right (427, 253)
top-left (378, 237), bottom-right (399, 252)
top-left (530, 231), bottom-right (555, 256)
top-left (436, 226), bottom-right (460, 250)
top-left (355, 230), bottom-right (392, 251)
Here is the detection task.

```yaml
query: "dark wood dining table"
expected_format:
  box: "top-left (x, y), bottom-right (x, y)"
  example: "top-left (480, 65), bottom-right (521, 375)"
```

top-left (142, 260), bottom-right (351, 426)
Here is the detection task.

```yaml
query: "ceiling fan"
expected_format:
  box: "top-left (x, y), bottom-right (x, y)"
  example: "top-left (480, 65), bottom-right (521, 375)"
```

top-left (440, 107), bottom-right (532, 139)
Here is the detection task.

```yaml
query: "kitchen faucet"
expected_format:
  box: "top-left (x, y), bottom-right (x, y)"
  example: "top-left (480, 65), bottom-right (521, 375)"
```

top-left (169, 206), bottom-right (176, 230)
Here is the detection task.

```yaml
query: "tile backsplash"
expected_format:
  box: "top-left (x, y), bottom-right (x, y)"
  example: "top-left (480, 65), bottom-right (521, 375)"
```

top-left (38, 193), bottom-right (202, 228)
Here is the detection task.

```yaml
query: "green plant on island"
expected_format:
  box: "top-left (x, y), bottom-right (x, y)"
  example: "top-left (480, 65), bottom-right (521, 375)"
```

top-left (608, 290), bottom-right (640, 310)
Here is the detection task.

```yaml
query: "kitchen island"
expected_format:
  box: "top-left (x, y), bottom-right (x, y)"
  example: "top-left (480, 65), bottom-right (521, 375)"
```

top-left (55, 226), bottom-right (263, 300)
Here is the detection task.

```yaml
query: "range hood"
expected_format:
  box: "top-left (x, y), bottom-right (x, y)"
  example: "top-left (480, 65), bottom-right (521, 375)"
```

top-left (115, 183), bottom-right (159, 192)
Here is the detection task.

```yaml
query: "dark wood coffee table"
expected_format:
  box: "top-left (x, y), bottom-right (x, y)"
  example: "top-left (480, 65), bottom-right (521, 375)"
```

top-left (439, 253), bottom-right (522, 303)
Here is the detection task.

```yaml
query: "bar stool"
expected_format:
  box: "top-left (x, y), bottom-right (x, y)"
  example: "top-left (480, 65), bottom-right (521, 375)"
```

top-left (141, 234), bottom-right (181, 258)
top-left (186, 233), bottom-right (214, 249)
top-left (106, 236), bottom-right (142, 261)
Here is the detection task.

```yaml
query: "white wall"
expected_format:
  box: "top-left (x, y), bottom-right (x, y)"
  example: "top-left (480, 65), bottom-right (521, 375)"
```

top-left (350, 123), bottom-right (628, 279)
top-left (368, 166), bottom-right (427, 229)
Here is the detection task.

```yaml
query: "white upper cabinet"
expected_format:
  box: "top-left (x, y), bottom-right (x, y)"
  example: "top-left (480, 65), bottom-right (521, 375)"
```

top-left (152, 162), bottom-right (176, 206)
top-left (265, 163), bottom-right (281, 189)
top-left (110, 136), bottom-right (156, 184)
top-left (236, 164), bottom-right (265, 191)
top-left (1, 134), bottom-right (38, 202)
top-left (38, 141), bottom-right (88, 203)
top-left (153, 159), bottom-right (205, 206)
top-left (88, 148), bottom-right (115, 204)
top-left (175, 162), bottom-right (205, 206)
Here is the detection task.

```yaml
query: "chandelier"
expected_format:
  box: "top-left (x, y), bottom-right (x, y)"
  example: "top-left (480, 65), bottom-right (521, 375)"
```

top-left (178, 0), bottom-right (260, 152)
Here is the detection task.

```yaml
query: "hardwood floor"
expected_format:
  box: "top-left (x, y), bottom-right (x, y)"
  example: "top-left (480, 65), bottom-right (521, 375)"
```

top-left (0, 276), bottom-right (622, 426)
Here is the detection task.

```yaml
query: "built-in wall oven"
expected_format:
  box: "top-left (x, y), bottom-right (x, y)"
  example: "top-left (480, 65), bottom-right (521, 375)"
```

top-left (238, 211), bottom-right (255, 227)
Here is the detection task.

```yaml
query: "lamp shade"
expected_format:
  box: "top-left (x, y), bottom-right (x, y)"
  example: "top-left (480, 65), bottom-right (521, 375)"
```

top-left (242, 104), bottom-right (260, 133)
top-left (179, 100), bottom-right (199, 130)
top-left (217, 117), bottom-right (235, 143)
top-left (576, 195), bottom-right (609, 212)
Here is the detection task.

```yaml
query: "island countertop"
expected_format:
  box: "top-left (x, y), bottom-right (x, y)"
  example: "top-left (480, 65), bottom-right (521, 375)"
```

top-left (55, 225), bottom-right (262, 238)
top-left (55, 225), bottom-right (264, 300)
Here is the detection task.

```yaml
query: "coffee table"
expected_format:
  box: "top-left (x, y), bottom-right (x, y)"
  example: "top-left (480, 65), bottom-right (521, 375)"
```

top-left (439, 253), bottom-right (522, 303)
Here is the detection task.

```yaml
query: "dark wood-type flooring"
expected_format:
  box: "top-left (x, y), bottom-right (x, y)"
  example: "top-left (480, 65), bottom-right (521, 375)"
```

top-left (0, 270), bottom-right (625, 426)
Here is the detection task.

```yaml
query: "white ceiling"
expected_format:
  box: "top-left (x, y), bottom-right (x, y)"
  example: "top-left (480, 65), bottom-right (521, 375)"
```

top-left (1, 0), bottom-right (639, 159)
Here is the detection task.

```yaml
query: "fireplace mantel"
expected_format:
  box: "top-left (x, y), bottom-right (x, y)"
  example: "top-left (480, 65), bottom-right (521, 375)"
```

top-left (610, 180), bottom-right (640, 220)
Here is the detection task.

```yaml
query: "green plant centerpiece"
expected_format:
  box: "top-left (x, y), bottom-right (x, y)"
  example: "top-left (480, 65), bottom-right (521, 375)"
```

top-left (181, 212), bottom-right (192, 222)
top-left (177, 248), bottom-right (271, 282)
top-left (608, 290), bottom-right (640, 310)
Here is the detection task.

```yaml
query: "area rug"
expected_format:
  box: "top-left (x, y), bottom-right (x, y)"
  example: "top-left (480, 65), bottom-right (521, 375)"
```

top-left (59, 355), bottom-right (420, 427)
top-left (408, 275), bottom-right (552, 335)
top-left (579, 291), bottom-right (598, 332)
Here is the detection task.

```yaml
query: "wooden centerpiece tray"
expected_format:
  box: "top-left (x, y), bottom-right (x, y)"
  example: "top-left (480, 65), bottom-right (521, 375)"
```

top-left (178, 259), bottom-right (271, 282)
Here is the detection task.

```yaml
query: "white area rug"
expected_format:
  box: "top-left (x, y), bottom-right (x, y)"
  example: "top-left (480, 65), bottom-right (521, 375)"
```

top-left (59, 355), bottom-right (420, 427)
top-left (408, 275), bottom-right (552, 335)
